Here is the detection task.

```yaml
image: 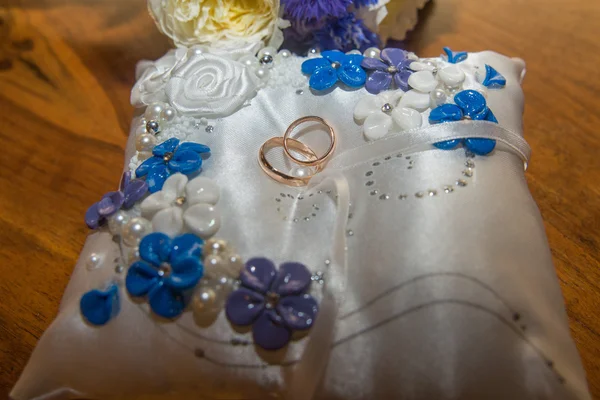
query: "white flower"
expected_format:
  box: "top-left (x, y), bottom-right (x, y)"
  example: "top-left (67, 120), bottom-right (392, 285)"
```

top-left (131, 48), bottom-right (188, 108)
top-left (148, 0), bottom-right (283, 56)
top-left (165, 52), bottom-right (261, 118)
top-left (355, 0), bottom-right (390, 33)
top-left (140, 173), bottom-right (221, 239)
top-left (354, 91), bottom-right (422, 141)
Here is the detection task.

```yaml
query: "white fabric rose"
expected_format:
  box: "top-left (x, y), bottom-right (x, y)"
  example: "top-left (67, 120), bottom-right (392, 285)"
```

top-left (165, 52), bottom-right (261, 118)
top-left (140, 173), bottom-right (221, 239)
top-left (354, 91), bottom-right (422, 141)
top-left (147, 0), bottom-right (283, 56)
top-left (131, 48), bottom-right (188, 108)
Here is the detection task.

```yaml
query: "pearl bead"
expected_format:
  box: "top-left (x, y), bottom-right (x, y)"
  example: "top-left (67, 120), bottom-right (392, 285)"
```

top-left (363, 47), bottom-right (381, 59)
top-left (86, 253), bottom-right (102, 270)
top-left (136, 133), bottom-right (156, 152)
top-left (278, 49), bottom-right (292, 59)
top-left (290, 166), bottom-right (311, 178)
top-left (187, 46), bottom-right (207, 57)
top-left (203, 238), bottom-right (229, 256)
top-left (255, 67), bottom-right (270, 80)
top-left (430, 88), bottom-right (448, 108)
top-left (346, 49), bottom-right (362, 55)
top-left (192, 287), bottom-right (218, 313)
top-left (192, 276), bottom-right (233, 315)
top-left (135, 124), bottom-right (147, 136)
top-left (107, 210), bottom-right (131, 236)
top-left (124, 246), bottom-right (140, 264)
top-left (121, 217), bottom-right (152, 247)
top-left (307, 48), bottom-right (320, 58)
top-left (160, 106), bottom-right (177, 122)
top-left (225, 254), bottom-right (244, 277)
top-left (257, 46), bottom-right (277, 59)
top-left (144, 102), bottom-right (165, 121)
top-left (139, 117), bottom-right (147, 127)
top-left (239, 54), bottom-right (258, 69)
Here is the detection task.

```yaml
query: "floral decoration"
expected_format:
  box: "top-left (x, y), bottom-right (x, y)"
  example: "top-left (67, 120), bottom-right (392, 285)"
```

top-left (478, 64), bottom-right (506, 88)
top-left (141, 173), bottom-right (221, 239)
top-left (135, 138), bottom-right (210, 193)
top-left (429, 89), bottom-right (498, 155)
top-left (80, 284), bottom-right (120, 326)
top-left (354, 90), bottom-right (421, 141)
top-left (312, 12), bottom-right (381, 53)
top-left (85, 172), bottom-right (148, 229)
top-left (166, 53), bottom-right (262, 118)
top-left (147, 0), bottom-right (283, 56)
top-left (226, 258), bottom-right (319, 350)
top-left (443, 47), bottom-right (468, 64)
top-left (361, 47), bottom-right (413, 94)
top-left (126, 233), bottom-right (204, 318)
top-left (301, 50), bottom-right (366, 91)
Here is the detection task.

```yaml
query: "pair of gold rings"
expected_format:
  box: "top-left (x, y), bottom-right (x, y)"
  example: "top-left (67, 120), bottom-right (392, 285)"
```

top-left (258, 116), bottom-right (336, 187)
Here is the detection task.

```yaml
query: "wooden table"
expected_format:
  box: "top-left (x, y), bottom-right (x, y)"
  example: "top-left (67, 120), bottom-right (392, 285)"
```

top-left (1, 0), bottom-right (599, 398)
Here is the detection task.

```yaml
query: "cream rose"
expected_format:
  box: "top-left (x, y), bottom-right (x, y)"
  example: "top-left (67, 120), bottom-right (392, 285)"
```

top-left (148, 0), bottom-right (284, 57)
top-left (165, 52), bottom-right (261, 118)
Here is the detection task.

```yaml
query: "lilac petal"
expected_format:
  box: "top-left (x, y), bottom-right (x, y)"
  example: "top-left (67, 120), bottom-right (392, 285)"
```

top-left (177, 142), bottom-right (211, 154)
top-left (252, 309), bottom-right (292, 351)
top-left (277, 294), bottom-right (319, 331)
top-left (168, 150), bottom-right (202, 175)
top-left (146, 164), bottom-right (170, 193)
top-left (85, 203), bottom-right (101, 229)
top-left (301, 57), bottom-right (330, 75)
top-left (394, 70), bottom-right (412, 92)
top-left (135, 156), bottom-right (163, 178)
top-left (152, 138), bottom-right (180, 157)
top-left (226, 288), bottom-right (265, 326)
top-left (170, 233), bottom-right (204, 264)
top-left (365, 71), bottom-right (392, 94)
top-left (166, 257), bottom-right (203, 290)
top-left (361, 57), bottom-right (388, 71)
top-left (321, 50), bottom-right (345, 64)
top-left (309, 66), bottom-right (338, 91)
top-left (126, 261), bottom-right (160, 297)
top-left (240, 258), bottom-right (277, 294)
top-left (139, 232), bottom-right (172, 266)
top-left (97, 191), bottom-right (124, 217)
top-left (272, 262), bottom-right (312, 296)
top-left (148, 282), bottom-right (186, 318)
top-left (337, 63), bottom-right (367, 88)
top-left (381, 48), bottom-right (407, 69)
top-left (122, 179), bottom-right (148, 209)
top-left (120, 171), bottom-right (132, 192)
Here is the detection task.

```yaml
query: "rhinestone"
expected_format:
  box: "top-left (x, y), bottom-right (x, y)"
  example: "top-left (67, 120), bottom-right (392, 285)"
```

top-left (428, 190), bottom-right (437, 196)
top-left (463, 169), bottom-right (473, 177)
top-left (366, 181), bottom-right (374, 186)
top-left (457, 179), bottom-right (468, 187)
top-left (280, 193), bottom-right (286, 197)
top-left (304, 217), bottom-right (310, 221)
top-left (331, 61), bottom-right (341, 69)
top-left (298, 196), bottom-right (304, 200)
top-left (370, 190), bottom-right (378, 196)
top-left (296, 89), bottom-right (304, 95)
top-left (396, 153), bottom-right (403, 158)
top-left (365, 171), bottom-right (373, 177)
top-left (324, 259), bottom-right (331, 266)
top-left (443, 185), bottom-right (454, 193)
top-left (405, 156), bottom-right (411, 159)
top-left (312, 213), bottom-right (317, 217)
top-left (465, 159), bottom-right (475, 168)
top-left (408, 166), bottom-right (413, 170)
top-left (293, 218), bottom-right (299, 223)
top-left (309, 193), bottom-right (314, 197)
top-left (373, 161), bottom-right (380, 166)
top-left (381, 103), bottom-right (393, 113)
top-left (347, 230), bottom-right (354, 236)
top-left (465, 150), bottom-right (476, 158)
top-left (175, 196), bottom-right (186, 206)
top-left (384, 156), bottom-right (391, 160)
top-left (348, 213), bottom-right (353, 219)
top-left (162, 152), bottom-right (174, 162)
top-left (205, 125), bottom-right (214, 133)
top-left (387, 66), bottom-right (398, 73)
top-left (398, 194), bottom-right (408, 200)
top-left (409, 160), bottom-right (414, 165)
top-left (146, 120), bottom-right (160, 135)
top-left (115, 265), bottom-right (124, 273)
top-left (275, 198), bottom-right (281, 202)
top-left (415, 192), bottom-right (424, 198)
top-left (379, 194), bottom-right (390, 200)
top-left (260, 54), bottom-right (274, 65)
top-left (326, 190), bottom-right (332, 194)
top-left (318, 190), bottom-right (323, 194)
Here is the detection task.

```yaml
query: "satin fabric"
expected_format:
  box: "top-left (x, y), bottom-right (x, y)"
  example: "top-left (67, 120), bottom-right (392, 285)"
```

top-left (11, 51), bottom-right (591, 400)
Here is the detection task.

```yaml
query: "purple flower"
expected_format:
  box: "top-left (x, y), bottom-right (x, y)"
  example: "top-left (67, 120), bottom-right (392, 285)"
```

top-left (226, 258), bottom-right (319, 351)
top-left (361, 48), bottom-right (413, 94)
top-left (85, 172), bottom-right (148, 229)
top-left (282, 0), bottom-right (352, 22)
top-left (313, 13), bottom-right (380, 53)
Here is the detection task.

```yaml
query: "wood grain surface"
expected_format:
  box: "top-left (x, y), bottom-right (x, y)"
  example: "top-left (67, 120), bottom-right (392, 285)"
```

top-left (1, 0), bottom-right (599, 398)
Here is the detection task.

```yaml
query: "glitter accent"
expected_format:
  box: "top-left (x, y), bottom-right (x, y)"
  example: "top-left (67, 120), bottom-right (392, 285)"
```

top-left (415, 192), bottom-right (424, 198)
top-left (398, 194), bottom-right (408, 200)
top-left (347, 230), bottom-right (354, 236)
top-left (370, 190), bottom-right (378, 196)
top-left (457, 179), bottom-right (468, 187)
top-left (379, 194), bottom-right (390, 200)
top-left (366, 181), bottom-right (374, 186)
top-left (444, 185), bottom-right (454, 193)
top-left (463, 169), bottom-right (474, 177)
top-left (205, 125), bottom-right (214, 133)
top-left (428, 190), bottom-right (437, 197)
top-left (365, 171), bottom-right (373, 176)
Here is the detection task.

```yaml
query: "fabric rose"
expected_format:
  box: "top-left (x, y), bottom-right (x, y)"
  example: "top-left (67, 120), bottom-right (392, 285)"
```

top-left (165, 53), bottom-right (261, 118)
top-left (131, 48), bottom-right (187, 108)
top-left (147, 0), bottom-right (284, 57)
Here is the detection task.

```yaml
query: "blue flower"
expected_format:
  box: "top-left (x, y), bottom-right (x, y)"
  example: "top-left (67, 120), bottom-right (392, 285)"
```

top-left (313, 13), bottom-right (380, 53)
top-left (443, 47), bottom-right (468, 64)
top-left (480, 64), bottom-right (506, 88)
top-left (125, 233), bottom-right (204, 318)
top-left (135, 138), bottom-right (210, 193)
top-left (302, 49), bottom-right (366, 91)
top-left (80, 284), bottom-right (120, 326)
top-left (429, 90), bottom-right (498, 156)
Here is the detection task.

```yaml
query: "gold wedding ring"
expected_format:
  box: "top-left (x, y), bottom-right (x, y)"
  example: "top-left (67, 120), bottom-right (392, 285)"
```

top-left (283, 116), bottom-right (336, 167)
